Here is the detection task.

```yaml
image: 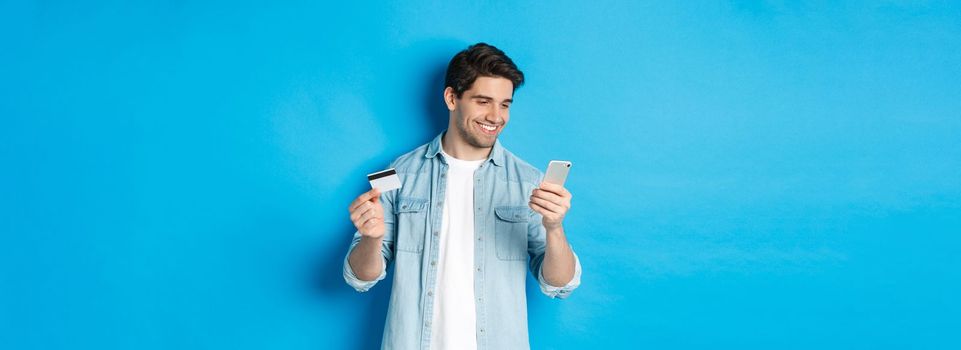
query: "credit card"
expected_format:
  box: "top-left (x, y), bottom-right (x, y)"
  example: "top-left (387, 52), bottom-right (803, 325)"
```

top-left (367, 168), bottom-right (402, 192)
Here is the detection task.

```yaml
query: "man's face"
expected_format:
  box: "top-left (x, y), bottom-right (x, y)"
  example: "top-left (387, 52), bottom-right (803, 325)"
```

top-left (446, 76), bottom-right (514, 148)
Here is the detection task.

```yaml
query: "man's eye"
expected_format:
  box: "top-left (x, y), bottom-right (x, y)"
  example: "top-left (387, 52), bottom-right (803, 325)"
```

top-left (501, 104), bottom-right (510, 109)
top-left (478, 100), bottom-right (489, 105)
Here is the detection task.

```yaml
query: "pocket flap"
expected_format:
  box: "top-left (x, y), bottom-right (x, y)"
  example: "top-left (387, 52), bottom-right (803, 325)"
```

top-left (394, 197), bottom-right (428, 213)
top-left (494, 206), bottom-right (529, 223)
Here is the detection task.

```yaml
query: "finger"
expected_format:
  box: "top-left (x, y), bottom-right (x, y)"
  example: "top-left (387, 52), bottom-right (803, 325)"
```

top-left (349, 188), bottom-right (381, 211)
top-left (370, 189), bottom-right (381, 204)
top-left (529, 200), bottom-right (548, 215)
top-left (349, 192), bottom-right (372, 212)
top-left (529, 201), bottom-right (555, 218)
top-left (350, 202), bottom-right (374, 222)
top-left (357, 208), bottom-right (375, 224)
top-left (530, 196), bottom-right (564, 214)
top-left (359, 210), bottom-right (383, 229)
top-left (531, 190), bottom-right (569, 211)
top-left (360, 217), bottom-right (381, 233)
top-left (538, 182), bottom-right (570, 197)
top-left (532, 188), bottom-right (564, 204)
top-left (350, 201), bottom-right (372, 219)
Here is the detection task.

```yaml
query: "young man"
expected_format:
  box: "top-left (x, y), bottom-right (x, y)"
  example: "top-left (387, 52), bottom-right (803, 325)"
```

top-left (343, 43), bottom-right (582, 350)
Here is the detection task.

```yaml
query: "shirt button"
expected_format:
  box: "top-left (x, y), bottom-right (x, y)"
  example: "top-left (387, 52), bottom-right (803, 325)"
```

top-left (477, 297), bottom-right (483, 302)
top-left (480, 328), bottom-right (485, 333)
top-left (477, 236), bottom-right (483, 241)
top-left (430, 261), bottom-right (436, 266)
top-left (427, 290), bottom-right (433, 296)
top-left (433, 231), bottom-right (439, 236)
top-left (476, 267), bottom-right (482, 272)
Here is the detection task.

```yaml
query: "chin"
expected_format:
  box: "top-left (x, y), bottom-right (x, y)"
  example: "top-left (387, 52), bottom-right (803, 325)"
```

top-left (466, 134), bottom-right (496, 148)
top-left (474, 140), bottom-right (496, 148)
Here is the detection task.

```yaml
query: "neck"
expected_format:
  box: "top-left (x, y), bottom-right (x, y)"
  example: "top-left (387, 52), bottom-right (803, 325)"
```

top-left (442, 130), bottom-right (492, 161)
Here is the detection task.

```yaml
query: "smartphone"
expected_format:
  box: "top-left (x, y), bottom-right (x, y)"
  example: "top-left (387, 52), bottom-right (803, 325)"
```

top-left (544, 160), bottom-right (572, 187)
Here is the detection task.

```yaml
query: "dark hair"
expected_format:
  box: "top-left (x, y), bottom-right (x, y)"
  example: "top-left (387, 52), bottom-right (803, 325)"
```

top-left (444, 43), bottom-right (525, 98)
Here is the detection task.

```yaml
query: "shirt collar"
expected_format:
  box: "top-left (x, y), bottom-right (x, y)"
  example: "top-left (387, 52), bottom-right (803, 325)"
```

top-left (425, 130), bottom-right (505, 167)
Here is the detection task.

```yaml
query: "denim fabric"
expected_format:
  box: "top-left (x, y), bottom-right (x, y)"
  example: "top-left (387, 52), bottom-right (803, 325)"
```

top-left (343, 131), bottom-right (582, 349)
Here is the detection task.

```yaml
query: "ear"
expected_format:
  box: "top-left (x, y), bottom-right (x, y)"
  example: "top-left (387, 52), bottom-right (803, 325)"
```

top-left (443, 87), bottom-right (457, 112)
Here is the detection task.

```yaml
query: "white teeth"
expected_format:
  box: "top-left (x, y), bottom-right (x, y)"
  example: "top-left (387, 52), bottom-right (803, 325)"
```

top-left (479, 123), bottom-right (496, 131)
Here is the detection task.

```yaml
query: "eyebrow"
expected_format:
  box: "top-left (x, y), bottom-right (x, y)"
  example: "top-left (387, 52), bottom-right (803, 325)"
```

top-left (470, 94), bottom-right (513, 103)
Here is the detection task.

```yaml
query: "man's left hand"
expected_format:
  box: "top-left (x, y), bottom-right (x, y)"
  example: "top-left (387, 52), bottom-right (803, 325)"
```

top-left (529, 182), bottom-right (572, 232)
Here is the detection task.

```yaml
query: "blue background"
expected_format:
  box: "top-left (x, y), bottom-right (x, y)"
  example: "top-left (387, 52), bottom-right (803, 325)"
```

top-left (2, 1), bottom-right (960, 349)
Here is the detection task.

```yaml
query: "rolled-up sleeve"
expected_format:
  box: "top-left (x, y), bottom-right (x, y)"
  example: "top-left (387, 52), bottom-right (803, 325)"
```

top-left (536, 248), bottom-right (582, 299)
top-left (342, 188), bottom-right (396, 292)
top-left (342, 236), bottom-right (389, 292)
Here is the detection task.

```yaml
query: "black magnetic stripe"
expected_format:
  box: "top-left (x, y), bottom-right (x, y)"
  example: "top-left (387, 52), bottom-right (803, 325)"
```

top-left (367, 168), bottom-right (397, 181)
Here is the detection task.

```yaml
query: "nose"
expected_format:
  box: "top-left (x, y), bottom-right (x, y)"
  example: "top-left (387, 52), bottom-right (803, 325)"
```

top-left (488, 108), bottom-right (505, 124)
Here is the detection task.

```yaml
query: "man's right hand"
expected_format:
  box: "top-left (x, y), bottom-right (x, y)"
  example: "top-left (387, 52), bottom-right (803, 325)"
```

top-left (348, 188), bottom-right (385, 239)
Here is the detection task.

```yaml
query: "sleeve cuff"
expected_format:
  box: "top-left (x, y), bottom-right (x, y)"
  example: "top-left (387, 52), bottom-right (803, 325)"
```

top-left (342, 249), bottom-right (387, 292)
top-left (537, 249), bottom-right (582, 299)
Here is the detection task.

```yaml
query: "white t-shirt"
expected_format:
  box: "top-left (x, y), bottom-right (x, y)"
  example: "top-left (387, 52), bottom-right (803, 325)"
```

top-left (430, 149), bottom-right (483, 350)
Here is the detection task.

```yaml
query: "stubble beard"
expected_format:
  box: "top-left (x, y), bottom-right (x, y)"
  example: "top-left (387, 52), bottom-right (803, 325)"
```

top-left (455, 115), bottom-right (496, 149)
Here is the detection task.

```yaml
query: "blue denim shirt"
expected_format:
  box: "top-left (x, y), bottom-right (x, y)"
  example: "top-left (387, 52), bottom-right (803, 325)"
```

top-left (343, 131), bottom-right (582, 349)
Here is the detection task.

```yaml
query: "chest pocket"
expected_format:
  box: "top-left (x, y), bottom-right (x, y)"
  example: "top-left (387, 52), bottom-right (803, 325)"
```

top-left (494, 206), bottom-right (529, 261)
top-left (393, 197), bottom-right (428, 253)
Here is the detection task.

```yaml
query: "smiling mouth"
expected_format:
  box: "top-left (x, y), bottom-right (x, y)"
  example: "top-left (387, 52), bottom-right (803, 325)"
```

top-left (476, 121), bottom-right (500, 135)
